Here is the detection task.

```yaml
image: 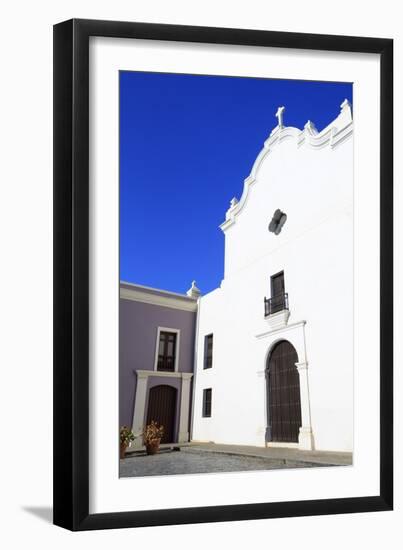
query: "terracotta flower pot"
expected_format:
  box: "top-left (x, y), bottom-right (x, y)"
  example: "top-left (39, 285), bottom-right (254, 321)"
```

top-left (120, 441), bottom-right (128, 459)
top-left (145, 439), bottom-right (161, 455)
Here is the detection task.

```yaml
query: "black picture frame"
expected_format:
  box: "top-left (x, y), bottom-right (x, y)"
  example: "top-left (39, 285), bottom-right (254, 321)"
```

top-left (53, 18), bottom-right (393, 531)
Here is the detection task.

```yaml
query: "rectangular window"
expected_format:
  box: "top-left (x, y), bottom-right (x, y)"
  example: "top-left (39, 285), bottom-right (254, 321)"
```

top-left (204, 334), bottom-right (213, 369)
top-left (202, 388), bottom-right (212, 417)
top-left (157, 331), bottom-right (177, 372)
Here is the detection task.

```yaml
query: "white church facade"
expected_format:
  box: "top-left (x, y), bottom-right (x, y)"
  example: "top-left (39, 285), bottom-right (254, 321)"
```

top-left (191, 100), bottom-right (353, 452)
top-left (120, 100), bottom-right (354, 454)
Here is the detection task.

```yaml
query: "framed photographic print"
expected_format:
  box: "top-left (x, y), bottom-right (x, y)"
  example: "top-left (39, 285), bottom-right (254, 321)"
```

top-left (53, 19), bottom-right (393, 530)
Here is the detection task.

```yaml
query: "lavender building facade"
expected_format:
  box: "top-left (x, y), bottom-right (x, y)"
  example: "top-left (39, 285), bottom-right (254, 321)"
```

top-left (120, 281), bottom-right (199, 449)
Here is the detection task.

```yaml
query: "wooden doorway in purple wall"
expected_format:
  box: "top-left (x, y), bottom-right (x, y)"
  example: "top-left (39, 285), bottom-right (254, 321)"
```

top-left (146, 385), bottom-right (177, 443)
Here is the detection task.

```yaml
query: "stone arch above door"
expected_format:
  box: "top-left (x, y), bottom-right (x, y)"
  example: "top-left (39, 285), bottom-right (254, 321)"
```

top-left (258, 321), bottom-right (314, 450)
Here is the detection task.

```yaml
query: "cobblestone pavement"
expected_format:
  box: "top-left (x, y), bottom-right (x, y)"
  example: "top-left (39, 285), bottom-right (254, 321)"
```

top-left (188, 442), bottom-right (352, 466)
top-left (119, 447), bottom-right (331, 478)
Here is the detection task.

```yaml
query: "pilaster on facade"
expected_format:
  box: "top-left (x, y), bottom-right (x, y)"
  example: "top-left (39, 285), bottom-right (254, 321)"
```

top-left (131, 371), bottom-right (149, 448)
top-left (178, 373), bottom-right (193, 442)
top-left (296, 361), bottom-right (314, 451)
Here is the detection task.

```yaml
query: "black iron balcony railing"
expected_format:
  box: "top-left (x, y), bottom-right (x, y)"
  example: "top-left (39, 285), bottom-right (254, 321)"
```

top-left (264, 292), bottom-right (289, 317)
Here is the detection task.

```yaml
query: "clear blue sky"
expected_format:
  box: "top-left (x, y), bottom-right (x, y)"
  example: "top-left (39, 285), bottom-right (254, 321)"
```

top-left (120, 71), bottom-right (352, 295)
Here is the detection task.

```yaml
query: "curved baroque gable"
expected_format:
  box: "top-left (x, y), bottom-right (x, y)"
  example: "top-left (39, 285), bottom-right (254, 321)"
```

top-left (220, 99), bottom-right (353, 232)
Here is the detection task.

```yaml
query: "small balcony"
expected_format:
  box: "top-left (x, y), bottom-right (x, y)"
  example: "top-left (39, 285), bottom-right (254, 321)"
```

top-left (264, 292), bottom-right (289, 316)
top-left (264, 292), bottom-right (290, 328)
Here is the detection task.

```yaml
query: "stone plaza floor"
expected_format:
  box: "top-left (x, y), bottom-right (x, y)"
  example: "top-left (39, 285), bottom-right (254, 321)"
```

top-left (119, 443), bottom-right (352, 478)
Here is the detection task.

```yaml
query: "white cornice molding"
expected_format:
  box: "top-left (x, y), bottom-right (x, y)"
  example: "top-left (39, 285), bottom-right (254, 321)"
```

top-left (121, 280), bottom-right (196, 300)
top-left (120, 286), bottom-right (198, 312)
top-left (135, 369), bottom-right (193, 379)
top-left (220, 100), bottom-right (353, 232)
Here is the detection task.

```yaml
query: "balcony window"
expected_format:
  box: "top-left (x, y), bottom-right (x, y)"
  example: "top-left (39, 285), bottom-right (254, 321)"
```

top-left (264, 271), bottom-right (289, 317)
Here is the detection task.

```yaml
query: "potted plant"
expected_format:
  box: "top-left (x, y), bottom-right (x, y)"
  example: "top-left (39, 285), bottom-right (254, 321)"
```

top-left (120, 426), bottom-right (135, 459)
top-left (143, 421), bottom-right (164, 455)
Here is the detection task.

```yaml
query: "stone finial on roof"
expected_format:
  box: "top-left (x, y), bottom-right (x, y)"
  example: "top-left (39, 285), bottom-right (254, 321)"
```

top-left (230, 197), bottom-right (239, 209)
top-left (340, 98), bottom-right (351, 111)
top-left (339, 98), bottom-right (353, 120)
top-left (186, 280), bottom-right (201, 298)
top-left (304, 120), bottom-right (318, 134)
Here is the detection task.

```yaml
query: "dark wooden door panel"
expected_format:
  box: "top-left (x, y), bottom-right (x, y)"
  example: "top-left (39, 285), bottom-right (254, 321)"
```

top-left (146, 385), bottom-right (176, 443)
top-left (270, 272), bottom-right (285, 313)
top-left (268, 340), bottom-right (302, 443)
top-left (271, 272), bottom-right (284, 296)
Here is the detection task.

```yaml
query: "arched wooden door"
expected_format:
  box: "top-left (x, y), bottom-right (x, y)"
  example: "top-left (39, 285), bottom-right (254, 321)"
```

top-left (146, 385), bottom-right (177, 444)
top-left (267, 341), bottom-right (302, 443)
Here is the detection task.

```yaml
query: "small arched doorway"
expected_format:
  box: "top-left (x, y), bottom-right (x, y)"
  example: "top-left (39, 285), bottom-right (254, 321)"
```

top-left (266, 340), bottom-right (302, 443)
top-left (146, 385), bottom-right (177, 443)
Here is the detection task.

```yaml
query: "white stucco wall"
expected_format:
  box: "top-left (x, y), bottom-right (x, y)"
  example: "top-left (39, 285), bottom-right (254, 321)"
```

top-left (192, 102), bottom-right (354, 452)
